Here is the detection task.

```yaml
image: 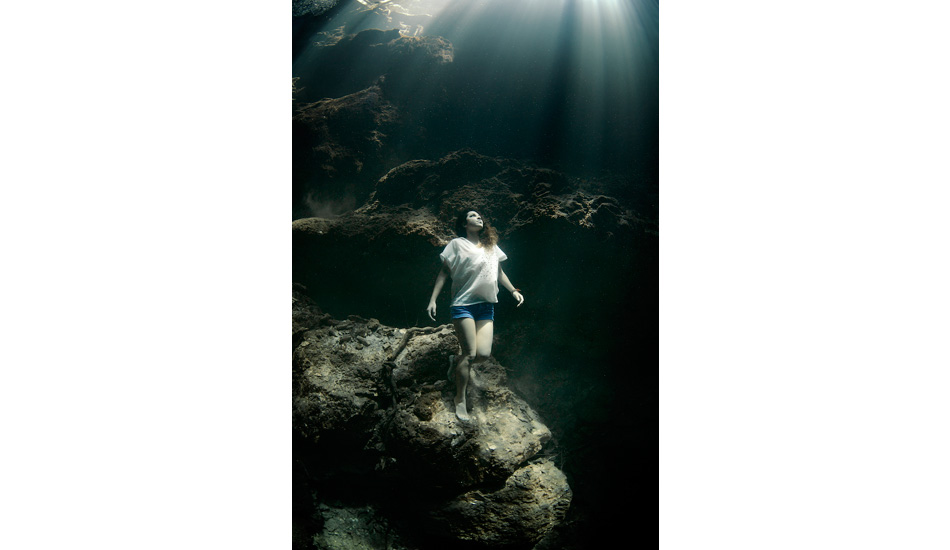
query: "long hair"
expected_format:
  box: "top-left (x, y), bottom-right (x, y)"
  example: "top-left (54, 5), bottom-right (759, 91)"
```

top-left (454, 209), bottom-right (498, 249)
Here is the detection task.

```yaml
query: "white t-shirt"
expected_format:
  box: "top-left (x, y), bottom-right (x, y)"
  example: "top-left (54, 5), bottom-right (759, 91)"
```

top-left (439, 238), bottom-right (508, 306)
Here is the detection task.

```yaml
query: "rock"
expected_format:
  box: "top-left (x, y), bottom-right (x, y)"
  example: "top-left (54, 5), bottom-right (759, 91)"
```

top-left (293, 284), bottom-right (329, 346)
top-left (294, 83), bottom-right (399, 174)
top-left (310, 503), bottom-right (413, 550)
top-left (293, 82), bottom-right (400, 215)
top-left (292, 288), bottom-right (571, 547)
top-left (292, 0), bottom-right (339, 18)
top-left (369, 149), bottom-right (645, 237)
top-left (294, 29), bottom-right (454, 105)
top-left (292, 205), bottom-right (450, 329)
top-left (428, 459), bottom-right (572, 547)
top-left (383, 351), bottom-right (551, 489)
top-left (293, 28), bottom-right (456, 218)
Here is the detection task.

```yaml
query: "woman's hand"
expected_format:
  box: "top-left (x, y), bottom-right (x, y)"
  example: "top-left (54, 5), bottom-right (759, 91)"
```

top-left (427, 301), bottom-right (437, 321)
top-left (512, 290), bottom-right (524, 307)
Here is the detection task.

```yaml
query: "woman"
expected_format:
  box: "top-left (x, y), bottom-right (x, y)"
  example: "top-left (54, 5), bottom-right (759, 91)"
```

top-left (427, 210), bottom-right (524, 422)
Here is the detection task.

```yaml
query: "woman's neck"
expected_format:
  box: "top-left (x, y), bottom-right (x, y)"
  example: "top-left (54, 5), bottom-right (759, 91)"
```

top-left (465, 232), bottom-right (481, 246)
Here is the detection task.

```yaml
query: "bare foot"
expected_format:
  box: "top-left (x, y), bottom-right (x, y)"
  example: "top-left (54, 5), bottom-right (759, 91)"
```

top-left (454, 398), bottom-right (471, 422)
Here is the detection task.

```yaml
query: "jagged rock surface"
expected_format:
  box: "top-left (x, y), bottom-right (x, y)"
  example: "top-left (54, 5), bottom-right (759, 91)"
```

top-left (294, 28), bottom-right (454, 105)
top-left (292, 289), bottom-right (571, 548)
top-left (293, 29), bottom-right (456, 218)
top-left (293, 83), bottom-right (400, 211)
top-left (292, 0), bottom-right (339, 18)
top-left (429, 460), bottom-right (572, 546)
top-left (307, 503), bottom-right (411, 550)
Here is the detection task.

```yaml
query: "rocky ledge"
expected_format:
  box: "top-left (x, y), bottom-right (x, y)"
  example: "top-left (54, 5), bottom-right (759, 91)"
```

top-left (293, 288), bottom-right (572, 548)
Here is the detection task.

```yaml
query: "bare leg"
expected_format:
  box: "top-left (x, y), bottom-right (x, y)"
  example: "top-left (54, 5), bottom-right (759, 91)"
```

top-left (474, 320), bottom-right (493, 358)
top-left (454, 355), bottom-right (473, 421)
top-left (470, 320), bottom-right (494, 384)
top-left (452, 318), bottom-right (495, 421)
top-left (452, 318), bottom-right (477, 421)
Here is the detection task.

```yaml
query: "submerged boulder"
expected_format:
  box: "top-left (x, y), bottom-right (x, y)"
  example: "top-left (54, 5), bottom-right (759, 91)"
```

top-left (292, 288), bottom-right (572, 547)
top-left (381, 332), bottom-right (552, 490)
top-left (308, 503), bottom-right (413, 550)
top-left (429, 459), bottom-right (572, 547)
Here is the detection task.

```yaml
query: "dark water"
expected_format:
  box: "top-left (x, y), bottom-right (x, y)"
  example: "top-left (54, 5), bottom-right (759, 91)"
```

top-left (293, 1), bottom-right (658, 547)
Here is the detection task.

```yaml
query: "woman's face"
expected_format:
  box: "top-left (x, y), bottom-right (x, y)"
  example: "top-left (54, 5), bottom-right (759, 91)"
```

top-left (465, 211), bottom-right (484, 231)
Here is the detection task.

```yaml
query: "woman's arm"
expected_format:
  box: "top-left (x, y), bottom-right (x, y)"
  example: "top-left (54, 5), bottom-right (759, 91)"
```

top-left (498, 266), bottom-right (524, 307)
top-left (427, 263), bottom-right (450, 321)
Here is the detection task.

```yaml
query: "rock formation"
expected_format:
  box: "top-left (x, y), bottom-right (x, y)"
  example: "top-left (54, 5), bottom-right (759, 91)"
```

top-left (293, 28), bottom-right (454, 105)
top-left (293, 289), bottom-right (572, 548)
top-left (293, 28), bottom-right (457, 218)
top-left (292, 0), bottom-right (340, 18)
top-left (293, 82), bottom-right (400, 211)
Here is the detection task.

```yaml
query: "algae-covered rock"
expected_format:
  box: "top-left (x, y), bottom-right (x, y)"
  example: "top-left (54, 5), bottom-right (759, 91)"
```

top-left (429, 459), bottom-right (572, 547)
top-left (292, 287), bottom-right (571, 548)
top-left (383, 353), bottom-right (551, 489)
top-left (310, 503), bottom-right (412, 550)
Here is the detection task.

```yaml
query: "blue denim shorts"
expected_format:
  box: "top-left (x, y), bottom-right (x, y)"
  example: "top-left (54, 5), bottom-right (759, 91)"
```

top-left (450, 302), bottom-right (495, 321)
